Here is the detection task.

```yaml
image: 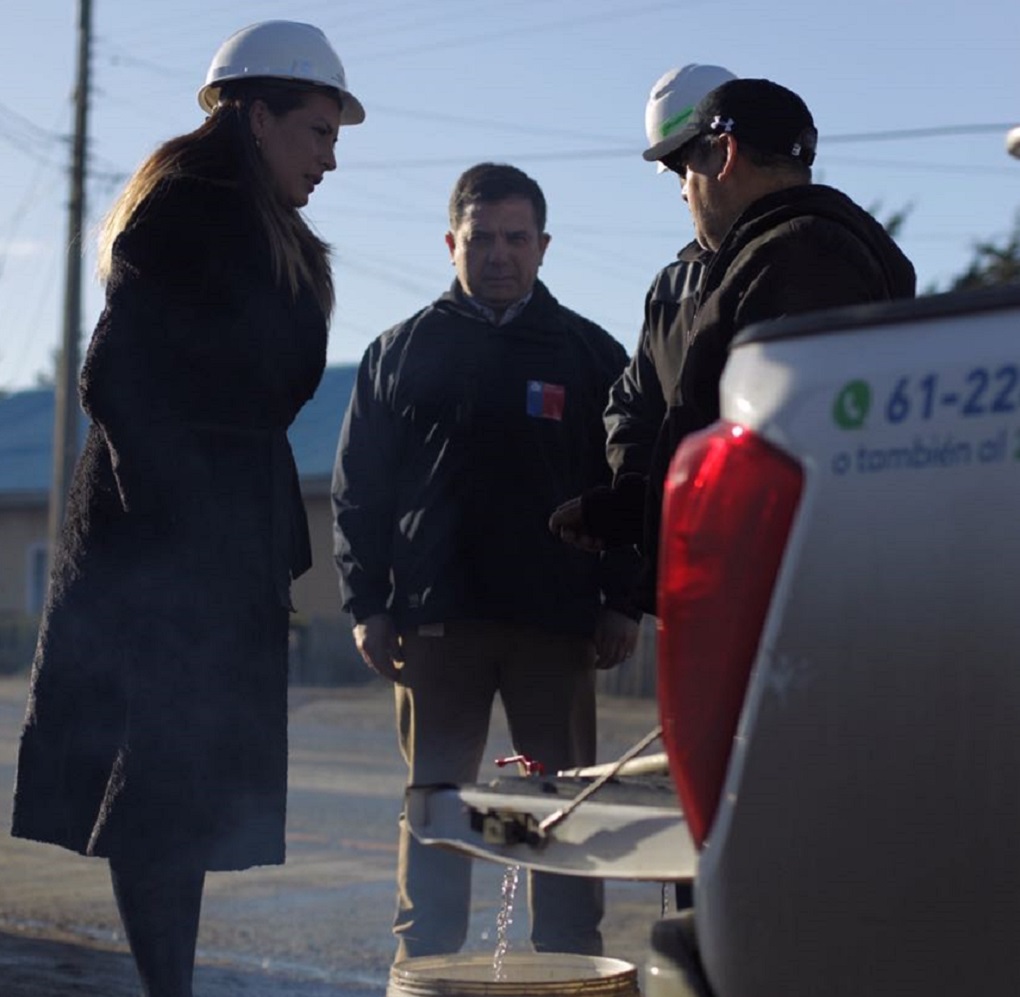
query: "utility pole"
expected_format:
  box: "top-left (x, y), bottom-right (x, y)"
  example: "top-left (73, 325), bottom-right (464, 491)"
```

top-left (47, 0), bottom-right (92, 557)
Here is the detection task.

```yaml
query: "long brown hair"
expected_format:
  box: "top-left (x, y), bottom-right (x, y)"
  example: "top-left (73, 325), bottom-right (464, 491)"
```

top-left (98, 80), bottom-right (339, 317)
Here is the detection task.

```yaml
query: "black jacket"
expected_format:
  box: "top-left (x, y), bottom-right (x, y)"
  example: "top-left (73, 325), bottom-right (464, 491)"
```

top-left (585, 183), bottom-right (916, 610)
top-left (645, 184), bottom-right (917, 557)
top-left (665, 183), bottom-right (916, 449)
top-left (332, 280), bottom-right (635, 636)
top-left (603, 241), bottom-right (711, 478)
top-left (12, 177), bottom-right (327, 869)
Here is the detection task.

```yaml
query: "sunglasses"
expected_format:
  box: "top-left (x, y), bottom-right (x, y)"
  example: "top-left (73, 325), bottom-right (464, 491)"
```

top-left (659, 135), bottom-right (712, 177)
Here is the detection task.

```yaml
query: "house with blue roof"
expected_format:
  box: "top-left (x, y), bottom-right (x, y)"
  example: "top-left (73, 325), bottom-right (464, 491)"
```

top-left (0, 366), bottom-right (359, 678)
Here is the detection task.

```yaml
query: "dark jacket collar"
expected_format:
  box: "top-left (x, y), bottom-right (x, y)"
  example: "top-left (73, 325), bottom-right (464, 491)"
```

top-left (677, 240), bottom-right (712, 264)
top-left (437, 279), bottom-right (562, 328)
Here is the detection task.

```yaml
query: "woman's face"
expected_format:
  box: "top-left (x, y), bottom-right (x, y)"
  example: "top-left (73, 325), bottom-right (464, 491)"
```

top-left (250, 92), bottom-right (342, 208)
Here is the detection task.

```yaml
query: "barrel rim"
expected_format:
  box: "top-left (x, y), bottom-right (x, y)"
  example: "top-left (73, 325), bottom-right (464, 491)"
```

top-left (389, 951), bottom-right (639, 988)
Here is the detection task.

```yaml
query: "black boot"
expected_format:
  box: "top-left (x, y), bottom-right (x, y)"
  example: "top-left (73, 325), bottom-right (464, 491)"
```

top-left (109, 852), bottom-right (206, 997)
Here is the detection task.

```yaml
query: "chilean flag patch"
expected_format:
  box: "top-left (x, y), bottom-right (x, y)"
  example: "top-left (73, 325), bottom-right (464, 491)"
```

top-left (526, 380), bottom-right (565, 420)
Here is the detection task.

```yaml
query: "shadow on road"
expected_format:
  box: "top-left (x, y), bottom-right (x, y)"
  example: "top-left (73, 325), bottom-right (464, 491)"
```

top-left (0, 929), bottom-right (381, 997)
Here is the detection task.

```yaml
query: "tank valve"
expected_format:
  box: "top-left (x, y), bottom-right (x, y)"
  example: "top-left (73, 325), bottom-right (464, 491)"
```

top-left (494, 753), bottom-right (546, 776)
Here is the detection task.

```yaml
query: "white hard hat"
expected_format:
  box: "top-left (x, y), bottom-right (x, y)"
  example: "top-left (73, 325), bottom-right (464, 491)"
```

top-left (643, 64), bottom-right (737, 171)
top-left (198, 20), bottom-right (365, 125)
top-left (1007, 126), bottom-right (1020, 160)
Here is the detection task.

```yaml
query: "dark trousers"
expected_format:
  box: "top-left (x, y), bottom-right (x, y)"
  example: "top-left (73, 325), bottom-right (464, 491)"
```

top-left (393, 619), bottom-right (605, 962)
top-left (109, 851), bottom-right (206, 997)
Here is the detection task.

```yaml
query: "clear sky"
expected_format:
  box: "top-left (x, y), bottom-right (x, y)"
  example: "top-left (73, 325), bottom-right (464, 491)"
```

top-left (1, 0), bottom-right (1018, 391)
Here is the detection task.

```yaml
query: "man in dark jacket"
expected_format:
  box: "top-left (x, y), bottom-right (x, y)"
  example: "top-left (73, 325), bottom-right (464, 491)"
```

top-left (603, 64), bottom-right (736, 483)
top-left (552, 78), bottom-right (916, 579)
top-left (598, 64), bottom-right (737, 611)
top-left (332, 163), bottom-right (638, 962)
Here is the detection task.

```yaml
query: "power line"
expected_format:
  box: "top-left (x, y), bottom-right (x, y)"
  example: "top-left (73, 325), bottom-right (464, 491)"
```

top-left (336, 122), bottom-right (1018, 171)
top-left (3, 246), bottom-right (62, 388)
top-left (0, 101), bottom-right (65, 146)
top-left (824, 123), bottom-right (1017, 144)
top-left (98, 40), bottom-right (181, 80)
top-left (0, 97), bottom-right (128, 184)
top-left (355, 1), bottom-right (687, 59)
top-left (0, 101), bottom-right (67, 168)
top-left (333, 253), bottom-right (441, 299)
top-left (823, 155), bottom-right (1018, 177)
top-left (369, 103), bottom-right (623, 146)
top-left (0, 102), bottom-right (70, 268)
top-left (323, 1), bottom-right (507, 45)
top-left (78, 38), bottom-right (1020, 169)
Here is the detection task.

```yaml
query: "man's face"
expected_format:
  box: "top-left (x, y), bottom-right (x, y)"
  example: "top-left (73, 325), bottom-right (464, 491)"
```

top-left (445, 197), bottom-right (550, 314)
top-left (676, 137), bottom-right (731, 252)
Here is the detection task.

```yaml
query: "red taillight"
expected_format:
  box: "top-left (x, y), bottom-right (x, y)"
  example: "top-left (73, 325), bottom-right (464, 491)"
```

top-left (657, 421), bottom-right (803, 847)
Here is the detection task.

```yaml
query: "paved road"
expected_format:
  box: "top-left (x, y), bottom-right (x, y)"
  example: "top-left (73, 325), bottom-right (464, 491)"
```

top-left (0, 675), bottom-right (668, 995)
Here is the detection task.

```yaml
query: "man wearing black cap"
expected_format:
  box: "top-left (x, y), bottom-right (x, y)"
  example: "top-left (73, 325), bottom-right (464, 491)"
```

top-left (586, 64), bottom-right (737, 610)
top-left (602, 64), bottom-right (737, 493)
top-left (551, 78), bottom-right (916, 573)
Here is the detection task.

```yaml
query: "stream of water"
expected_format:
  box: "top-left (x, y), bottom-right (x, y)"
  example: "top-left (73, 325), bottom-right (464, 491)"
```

top-left (492, 864), bottom-right (521, 981)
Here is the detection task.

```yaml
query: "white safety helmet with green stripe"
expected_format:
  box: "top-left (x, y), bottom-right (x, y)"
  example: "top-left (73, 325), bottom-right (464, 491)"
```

top-left (1007, 126), bottom-right (1020, 160)
top-left (198, 20), bottom-right (366, 126)
top-left (643, 64), bottom-right (736, 172)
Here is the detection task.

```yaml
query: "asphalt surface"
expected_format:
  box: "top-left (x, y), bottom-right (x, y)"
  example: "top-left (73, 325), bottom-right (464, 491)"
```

top-left (0, 674), bottom-right (668, 996)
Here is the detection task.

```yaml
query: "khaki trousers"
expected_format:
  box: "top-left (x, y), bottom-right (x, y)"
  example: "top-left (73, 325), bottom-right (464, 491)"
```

top-left (392, 619), bottom-right (605, 961)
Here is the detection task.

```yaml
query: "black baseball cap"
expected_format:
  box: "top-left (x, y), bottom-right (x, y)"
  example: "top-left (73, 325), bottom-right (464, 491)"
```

top-left (669, 78), bottom-right (818, 167)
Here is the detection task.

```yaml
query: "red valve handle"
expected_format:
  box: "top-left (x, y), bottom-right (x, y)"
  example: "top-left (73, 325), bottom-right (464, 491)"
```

top-left (494, 753), bottom-right (545, 776)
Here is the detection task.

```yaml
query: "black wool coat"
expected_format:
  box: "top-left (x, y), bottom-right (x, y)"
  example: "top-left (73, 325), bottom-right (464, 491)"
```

top-left (11, 177), bottom-right (327, 870)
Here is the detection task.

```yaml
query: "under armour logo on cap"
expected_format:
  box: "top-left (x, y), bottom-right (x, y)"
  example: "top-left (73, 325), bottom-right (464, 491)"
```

top-left (710, 115), bottom-right (735, 133)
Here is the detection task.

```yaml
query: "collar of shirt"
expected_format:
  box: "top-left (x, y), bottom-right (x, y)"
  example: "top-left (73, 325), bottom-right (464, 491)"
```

top-left (461, 290), bottom-right (534, 327)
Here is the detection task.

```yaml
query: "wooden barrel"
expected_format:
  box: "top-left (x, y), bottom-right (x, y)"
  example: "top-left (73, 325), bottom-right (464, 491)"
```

top-left (387, 953), bottom-right (640, 997)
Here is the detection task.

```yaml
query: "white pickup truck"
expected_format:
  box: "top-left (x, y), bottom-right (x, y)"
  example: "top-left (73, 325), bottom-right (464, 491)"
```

top-left (652, 279), bottom-right (1020, 996)
top-left (407, 138), bottom-right (1020, 996)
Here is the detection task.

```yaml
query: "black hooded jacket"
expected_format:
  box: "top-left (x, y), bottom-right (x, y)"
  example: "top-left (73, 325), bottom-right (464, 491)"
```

top-left (664, 183), bottom-right (916, 448)
top-left (584, 183), bottom-right (916, 609)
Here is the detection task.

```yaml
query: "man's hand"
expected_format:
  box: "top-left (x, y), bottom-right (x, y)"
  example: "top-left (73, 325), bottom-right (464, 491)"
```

top-left (549, 495), bottom-right (605, 552)
top-left (593, 608), bottom-right (639, 670)
top-left (353, 613), bottom-right (402, 681)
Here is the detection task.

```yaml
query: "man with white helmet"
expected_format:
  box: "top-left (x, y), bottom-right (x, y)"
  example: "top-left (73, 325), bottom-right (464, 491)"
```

top-left (553, 75), bottom-right (917, 596)
top-left (604, 65), bottom-right (736, 480)
top-left (1008, 125), bottom-right (1020, 159)
top-left (551, 65), bottom-right (736, 606)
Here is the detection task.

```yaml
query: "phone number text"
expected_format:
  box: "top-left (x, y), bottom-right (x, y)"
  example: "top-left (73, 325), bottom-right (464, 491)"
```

top-left (885, 366), bottom-right (1019, 423)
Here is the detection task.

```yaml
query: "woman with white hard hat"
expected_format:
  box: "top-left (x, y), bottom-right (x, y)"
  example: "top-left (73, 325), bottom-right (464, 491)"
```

top-left (11, 20), bottom-right (363, 997)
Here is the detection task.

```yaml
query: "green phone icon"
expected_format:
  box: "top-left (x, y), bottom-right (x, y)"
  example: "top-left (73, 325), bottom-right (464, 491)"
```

top-left (833, 380), bottom-right (871, 429)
